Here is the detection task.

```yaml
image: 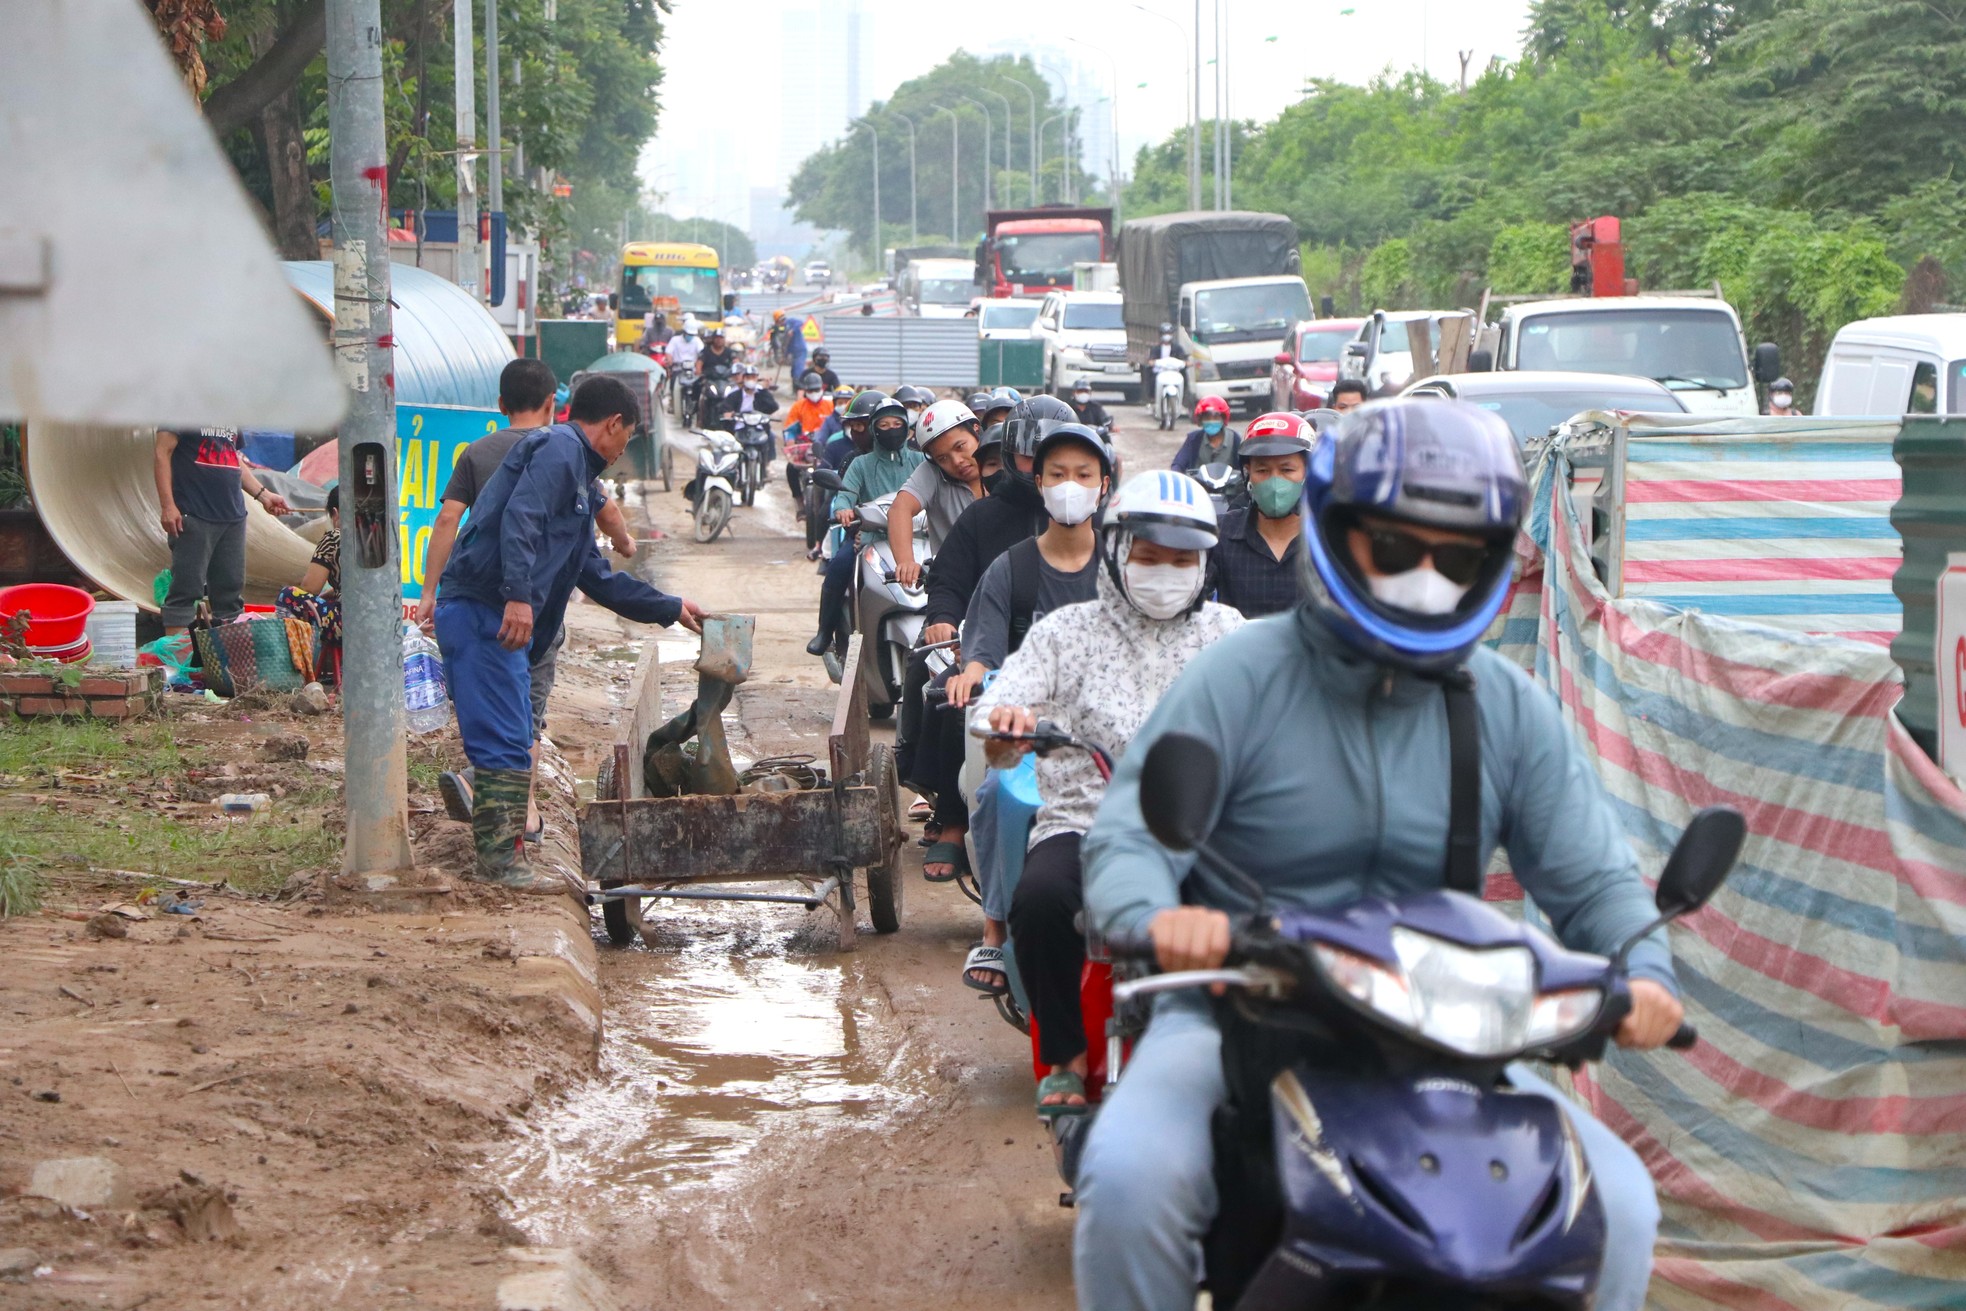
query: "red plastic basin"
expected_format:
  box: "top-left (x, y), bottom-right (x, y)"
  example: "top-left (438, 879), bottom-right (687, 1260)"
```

top-left (0, 583), bottom-right (96, 648)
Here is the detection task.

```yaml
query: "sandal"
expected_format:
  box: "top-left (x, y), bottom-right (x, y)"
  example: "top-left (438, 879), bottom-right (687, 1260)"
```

top-left (962, 943), bottom-right (1009, 995)
top-left (1036, 1070), bottom-right (1089, 1120)
top-left (922, 840), bottom-right (969, 884)
top-left (437, 771), bottom-right (473, 824)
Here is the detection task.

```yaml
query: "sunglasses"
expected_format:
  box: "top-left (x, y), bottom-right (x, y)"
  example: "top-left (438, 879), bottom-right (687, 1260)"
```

top-left (1358, 523), bottom-right (1495, 587)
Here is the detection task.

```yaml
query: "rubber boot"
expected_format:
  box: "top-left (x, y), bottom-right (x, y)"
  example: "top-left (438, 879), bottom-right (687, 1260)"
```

top-left (470, 768), bottom-right (559, 892)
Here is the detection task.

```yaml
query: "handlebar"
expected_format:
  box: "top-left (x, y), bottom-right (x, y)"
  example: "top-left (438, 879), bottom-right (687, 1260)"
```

top-left (1668, 1023), bottom-right (1699, 1050)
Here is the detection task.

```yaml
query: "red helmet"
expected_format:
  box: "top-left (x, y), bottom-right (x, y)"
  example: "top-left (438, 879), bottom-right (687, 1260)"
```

top-left (1240, 411), bottom-right (1317, 458)
top-left (1194, 395), bottom-right (1231, 421)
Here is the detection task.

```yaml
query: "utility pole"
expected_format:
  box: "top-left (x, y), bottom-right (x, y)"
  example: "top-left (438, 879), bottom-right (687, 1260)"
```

top-left (326, 0), bottom-right (414, 880)
top-left (932, 106), bottom-right (958, 243)
top-left (958, 98), bottom-right (992, 214)
top-left (857, 120), bottom-right (880, 274)
top-left (901, 114), bottom-right (918, 243)
top-left (980, 87), bottom-right (1015, 207)
top-left (1004, 75), bottom-right (1039, 206)
top-left (453, 0), bottom-right (480, 299)
top-left (1220, 0), bottom-right (1231, 210)
top-left (485, 0), bottom-right (502, 217)
top-left (1193, 0), bottom-right (1204, 210)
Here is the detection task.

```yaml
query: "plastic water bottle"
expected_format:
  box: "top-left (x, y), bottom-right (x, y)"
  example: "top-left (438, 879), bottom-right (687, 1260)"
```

top-left (402, 624), bottom-right (450, 734)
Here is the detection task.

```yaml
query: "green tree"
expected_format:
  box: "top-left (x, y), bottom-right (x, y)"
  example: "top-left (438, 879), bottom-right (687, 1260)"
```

top-left (1487, 223), bottom-right (1572, 294)
top-left (1360, 239), bottom-right (1418, 308)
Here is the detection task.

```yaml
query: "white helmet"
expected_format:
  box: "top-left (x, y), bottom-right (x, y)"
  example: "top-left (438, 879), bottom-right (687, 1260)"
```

top-left (681, 313), bottom-right (700, 334)
top-left (1101, 471), bottom-right (1220, 619)
top-left (917, 398), bottom-right (980, 452)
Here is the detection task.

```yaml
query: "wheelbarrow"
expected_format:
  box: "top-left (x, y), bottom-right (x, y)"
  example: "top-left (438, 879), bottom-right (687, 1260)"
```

top-left (579, 621), bottom-right (904, 951)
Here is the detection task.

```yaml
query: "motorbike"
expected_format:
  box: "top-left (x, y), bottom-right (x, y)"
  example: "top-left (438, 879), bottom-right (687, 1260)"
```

top-left (1060, 730), bottom-right (1744, 1309)
top-left (1193, 460), bottom-right (1246, 519)
top-left (1153, 355), bottom-right (1186, 431)
top-left (730, 409), bottom-right (773, 508)
top-left (695, 376), bottom-right (739, 432)
top-left (849, 490), bottom-right (930, 721)
top-left (686, 431), bottom-right (741, 543)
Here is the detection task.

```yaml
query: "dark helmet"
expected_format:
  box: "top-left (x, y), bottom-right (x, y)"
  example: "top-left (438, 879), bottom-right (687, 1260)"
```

top-left (812, 347), bottom-right (831, 364)
top-left (967, 390), bottom-right (994, 412)
top-left (844, 389), bottom-right (889, 424)
top-left (798, 371), bottom-right (824, 391)
top-left (1301, 400), bottom-right (1527, 672)
top-left (1000, 394), bottom-right (1078, 463)
top-left (1033, 421), bottom-right (1115, 481)
top-left (868, 398), bottom-right (912, 451)
top-left (986, 386), bottom-right (1023, 410)
top-left (1769, 376), bottom-right (1795, 392)
top-left (976, 421), bottom-right (1006, 458)
top-left (893, 384), bottom-right (935, 409)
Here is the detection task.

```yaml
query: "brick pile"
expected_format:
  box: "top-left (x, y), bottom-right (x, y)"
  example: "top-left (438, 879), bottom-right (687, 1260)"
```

top-left (0, 666), bottom-right (162, 719)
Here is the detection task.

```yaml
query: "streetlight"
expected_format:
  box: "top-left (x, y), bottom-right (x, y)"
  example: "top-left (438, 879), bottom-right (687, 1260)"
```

top-left (898, 113), bottom-right (919, 243)
top-left (956, 96), bottom-right (993, 213)
top-left (1128, 2), bottom-right (1198, 210)
top-left (854, 118), bottom-right (881, 274)
top-left (1065, 34), bottom-right (1123, 219)
top-left (978, 87), bottom-right (1017, 207)
top-left (930, 104), bottom-right (958, 243)
top-left (1035, 60), bottom-right (1073, 205)
top-left (1002, 74), bottom-right (1041, 204)
top-left (1038, 113), bottom-right (1065, 204)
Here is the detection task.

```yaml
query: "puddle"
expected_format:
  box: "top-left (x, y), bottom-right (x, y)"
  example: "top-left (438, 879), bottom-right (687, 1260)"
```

top-left (498, 909), bottom-right (903, 1241)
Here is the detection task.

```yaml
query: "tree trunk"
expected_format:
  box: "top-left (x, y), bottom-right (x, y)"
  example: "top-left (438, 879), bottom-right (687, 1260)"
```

top-left (260, 75), bottom-right (319, 259)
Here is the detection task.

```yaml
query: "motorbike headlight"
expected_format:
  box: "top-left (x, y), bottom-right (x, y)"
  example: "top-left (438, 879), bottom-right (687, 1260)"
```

top-left (1315, 929), bottom-right (1539, 1059)
top-left (1525, 986), bottom-right (1604, 1048)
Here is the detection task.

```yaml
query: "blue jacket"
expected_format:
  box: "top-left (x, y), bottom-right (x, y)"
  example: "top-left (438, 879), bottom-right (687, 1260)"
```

top-left (1083, 607), bottom-right (1676, 991)
top-left (818, 428), bottom-right (857, 472)
top-left (440, 423), bottom-right (683, 658)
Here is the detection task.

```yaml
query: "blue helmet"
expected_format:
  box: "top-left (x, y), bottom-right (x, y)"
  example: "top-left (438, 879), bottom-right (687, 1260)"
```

top-left (1300, 400), bottom-right (1527, 672)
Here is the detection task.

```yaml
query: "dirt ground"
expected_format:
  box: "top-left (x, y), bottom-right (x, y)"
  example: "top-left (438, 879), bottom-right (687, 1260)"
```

top-left (0, 398), bottom-right (1178, 1310)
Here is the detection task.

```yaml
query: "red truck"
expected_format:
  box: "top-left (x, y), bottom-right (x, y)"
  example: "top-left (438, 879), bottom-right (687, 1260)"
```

top-left (975, 205), bottom-right (1114, 299)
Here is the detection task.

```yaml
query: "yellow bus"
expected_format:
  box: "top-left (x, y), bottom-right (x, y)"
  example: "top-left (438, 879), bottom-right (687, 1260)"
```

top-left (616, 242), bottom-right (722, 349)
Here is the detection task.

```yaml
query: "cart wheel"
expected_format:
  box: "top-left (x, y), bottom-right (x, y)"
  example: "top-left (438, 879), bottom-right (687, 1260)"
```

top-left (866, 743), bottom-right (904, 934)
top-left (594, 753), bottom-right (641, 946)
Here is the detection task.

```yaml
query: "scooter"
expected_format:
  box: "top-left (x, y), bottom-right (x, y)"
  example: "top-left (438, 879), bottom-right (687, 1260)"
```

top-left (686, 432), bottom-right (741, 543)
top-left (1193, 460), bottom-right (1245, 519)
top-left (696, 377), bottom-right (739, 433)
top-left (1062, 730), bottom-right (1744, 1309)
top-left (1152, 355), bottom-right (1186, 431)
top-left (849, 492), bottom-right (930, 721)
top-left (730, 409), bottom-right (773, 508)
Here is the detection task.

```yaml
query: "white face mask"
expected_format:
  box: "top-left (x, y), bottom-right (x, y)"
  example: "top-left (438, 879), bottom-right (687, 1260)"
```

top-left (803, 390), bottom-right (821, 402)
top-left (1770, 391), bottom-right (1793, 409)
top-left (1123, 560), bottom-right (1204, 619)
top-left (1041, 480), bottom-right (1099, 526)
top-left (742, 381), bottom-right (758, 392)
top-left (1368, 566), bottom-right (1470, 617)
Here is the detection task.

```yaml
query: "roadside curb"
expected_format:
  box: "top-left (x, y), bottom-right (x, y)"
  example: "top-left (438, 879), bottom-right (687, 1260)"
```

top-left (496, 1247), bottom-right (623, 1311)
top-left (506, 738), bottom-right (604, 1057)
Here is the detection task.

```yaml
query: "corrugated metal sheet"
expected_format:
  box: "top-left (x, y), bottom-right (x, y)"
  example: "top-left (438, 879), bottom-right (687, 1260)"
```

top-left (1890, 415), bottom-right (1966, 753)
top-left (820, 317), bottom-right (981, 388)
top-left (282, 260), bottom-right (515, 408)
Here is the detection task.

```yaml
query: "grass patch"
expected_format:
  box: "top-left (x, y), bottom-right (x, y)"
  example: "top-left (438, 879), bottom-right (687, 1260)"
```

top-left (0, 717), bottom-right (182, 781)
top-left (0, 836), bottom-right (44, 916)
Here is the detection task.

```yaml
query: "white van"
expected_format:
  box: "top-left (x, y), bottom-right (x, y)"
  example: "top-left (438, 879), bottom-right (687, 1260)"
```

top-left (1814, 314), bottom-right (1966, 416)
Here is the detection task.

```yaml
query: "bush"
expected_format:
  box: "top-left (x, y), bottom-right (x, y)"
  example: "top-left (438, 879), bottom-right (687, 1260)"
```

top-left (1360, 238), bottom-right (1417, 310)
top-left (1487, 223), bottom-right (1571, 296)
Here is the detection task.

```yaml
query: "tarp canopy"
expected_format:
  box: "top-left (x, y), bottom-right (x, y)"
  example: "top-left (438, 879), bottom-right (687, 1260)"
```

top-left (1116, 210), bottom-right (1300, 333)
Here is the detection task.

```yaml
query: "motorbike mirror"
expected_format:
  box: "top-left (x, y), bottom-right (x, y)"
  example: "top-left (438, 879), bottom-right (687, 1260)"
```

top-left (1467, 348), bottom-right (1494, 373)
top-left (809, 468), bottom-right (845, 492)
top-left (1752, 342), bottom-right (1782, 386)
top-left (1656, 807), bottom-right (1746, 918)
top-left (1343, 341), bottom-right (1367, 359)
top-left (1273, 352), bottom-right (1292, 366)
top-left (1139, 733), bottom-right (1221, 853)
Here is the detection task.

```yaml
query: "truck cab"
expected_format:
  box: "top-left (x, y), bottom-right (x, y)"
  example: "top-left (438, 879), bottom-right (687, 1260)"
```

top-left (1474, 296), bottom-right (1778, 418)
top-left (899, 258), bottom-right (980, 318)
top-left (977, 207), bottom-right (1113, 299)
top-left (1178, 275), bottom-right (1313, 414)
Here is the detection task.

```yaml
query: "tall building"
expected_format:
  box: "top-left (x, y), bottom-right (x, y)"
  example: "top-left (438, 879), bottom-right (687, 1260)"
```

top-left (779, 0), bottom-right (866, 184)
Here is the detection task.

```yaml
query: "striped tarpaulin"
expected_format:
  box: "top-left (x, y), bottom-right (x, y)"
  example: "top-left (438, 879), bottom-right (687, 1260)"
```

top-left (1524, 453), bottom-right (1966, 1310)
top-left (1618, 423), bottom-right (1903, 646)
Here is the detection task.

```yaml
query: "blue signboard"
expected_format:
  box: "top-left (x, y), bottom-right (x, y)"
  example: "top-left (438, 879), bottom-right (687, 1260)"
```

top-left (397, 404), bottom-right (506, 599)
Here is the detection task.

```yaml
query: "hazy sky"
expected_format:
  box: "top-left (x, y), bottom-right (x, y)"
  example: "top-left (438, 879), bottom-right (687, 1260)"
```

top-left (643, 0), bottom-right (1534, 221)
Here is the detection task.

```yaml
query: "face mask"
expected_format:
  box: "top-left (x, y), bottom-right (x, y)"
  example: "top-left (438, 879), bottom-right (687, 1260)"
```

top-left (742, 381), bottom-right (758, 392)
top-left (1250, 475), bottom-right (1303, 519)
top-left (1770, 392), bottom-right (1793, 408)
top-left (1201, 420), bottom-right (1224, 437)
top-left (803, 390), bottom-right (821, 402)
top-left (873, 424), bottom-right (907, 452)
top-left (1041, 480), bottom-right (1099, 526)
top-left (1124, 560), bottom-right (1204, 620)
top-left (1367, 566), bottom-right (1470, 617)
top-left (1074, 392), bottom-right (1091, 404)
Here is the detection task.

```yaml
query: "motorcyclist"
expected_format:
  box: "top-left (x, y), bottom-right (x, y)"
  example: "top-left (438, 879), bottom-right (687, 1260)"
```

top-left (807, 393), bottom-right (916, 659)
top-left (973, 467), bottom-right (1241, 1109)
top-left (893, 383), bottom-right (936, 435)
top-left (809, 347), bottom-right (840, 391)
top-left (768, 309), bottom-right (790, 364)
top-left (716, 362), bottom-right (779, 467)
top-left (1141, 321), bottom-right (1183, 396)
top-left (889, 399), bottom-right (985, 588)
top-left (667, 315), bottom-right (702, 411)
top-left (1074, 399), bottom-right (1679, 1311)
top-left (1210, 411), bottom-right (1313, 618)
top-left (1066, 379), bottom-right (1116, 434)
top-left (1170, 396), bottom-right (1240, 473)
top-left (783, 371), bottom-right (836, 502)
top-left (1765, 376), bottom-right (1800, 416)
top-left (979, 386), bottom-right (1022, 432)
top-left (1326, 376), bottom-right (1369, 413)
top-left (815, 385), bottom-right (862, 472)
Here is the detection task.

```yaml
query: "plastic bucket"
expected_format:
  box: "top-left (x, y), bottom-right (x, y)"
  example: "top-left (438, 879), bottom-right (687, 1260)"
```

top-left (28, 635), bottom-right (93, 664)
top-left (85, 600), bottom-right (140, 669)
top-left (0, 583), bottom-right (96, 648)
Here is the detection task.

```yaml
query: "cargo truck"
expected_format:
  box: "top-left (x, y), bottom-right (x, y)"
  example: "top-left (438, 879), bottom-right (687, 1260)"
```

top-left (1117, 210), bottom-right (1307, 415)
top-left (975, 206), bottom-right (1113, 299)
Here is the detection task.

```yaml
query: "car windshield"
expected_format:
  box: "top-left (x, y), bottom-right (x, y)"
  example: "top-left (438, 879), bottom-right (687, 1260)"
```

top-left (1949, 361), bottom-right (1966, 414)
top-left (1296, 325), bottom-right (1355, 363)
top-left (999, 232), bottom-right (1103, 281)
top-left (619, 264), bottom-right (721, 317)
top-left (1063, 301), bottom-right (1124, 330)
top-left (1441, 384), bottom-right (1687, 442)
top-left (981, 302), bottom-right (1041, 330)
top-left (919, 278), bottom-right (976, 305)
top-left (1193, 282), bottom-right (1312, 343)
top-left (1514, 308), bottom-right (1750, 390)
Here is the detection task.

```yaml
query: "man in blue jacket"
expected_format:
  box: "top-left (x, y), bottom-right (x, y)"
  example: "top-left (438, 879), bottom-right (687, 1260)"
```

top-left (1074, 401), bottom-right (1682, 1311)
top-left (436, 375), bottom-right (704, 889)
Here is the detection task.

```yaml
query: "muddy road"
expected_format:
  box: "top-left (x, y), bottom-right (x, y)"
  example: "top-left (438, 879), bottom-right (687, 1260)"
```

top-left (498, 401), bottom-right (1183, 1308)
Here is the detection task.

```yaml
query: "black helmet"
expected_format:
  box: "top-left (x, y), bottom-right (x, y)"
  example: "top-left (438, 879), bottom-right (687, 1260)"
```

top-left (893, 384), bottom-right (935, 409)
top-left (1770, 376), bottom-right (1795, 392)
top-left (799, 371), bottom-right (824, 391)
top-left (1033, 421), bottom-right (1115, 481)
top-left (976, 421), bottom-right (1006, 457)
top-left (967, 390), bottom-right (994, 412)
top-left (868, 398), bottom-right (912, 452)
top-left (844, 389), bottom-right (889, 424)
top-left (1000, 394), bottom-right (1078, 462)
top-left (812, 347), bottom-right (830, 364)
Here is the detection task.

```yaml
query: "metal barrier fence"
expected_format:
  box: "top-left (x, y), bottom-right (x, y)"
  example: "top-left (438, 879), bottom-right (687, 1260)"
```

top-left (818, 316), bottom-right (981, 389)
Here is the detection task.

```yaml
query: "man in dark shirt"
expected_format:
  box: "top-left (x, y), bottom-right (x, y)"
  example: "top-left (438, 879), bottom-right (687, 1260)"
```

top-left (1067, 380), bottom-right (1117, 435)
top-left (153, 424), bottom-right (293, 633)
top-left (1211, 412), bottom-right (1313, 618)
top-left (808, 348), bottom-right (840, 391)
top-left (435, 375), bottom-right (703, 890)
